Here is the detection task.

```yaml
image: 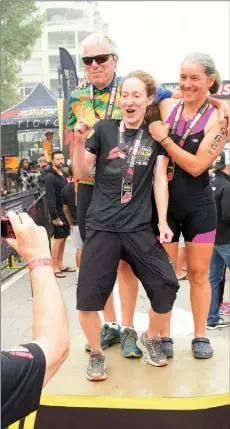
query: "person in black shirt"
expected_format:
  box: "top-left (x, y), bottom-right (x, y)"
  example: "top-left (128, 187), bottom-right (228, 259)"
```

top-left (62, 165), bottom-right (83, 269)
top-left (45, 151), bottom-right (74, 278)
top-left (207, 145), bottom-right (230, 329)
top-left (1, 211), bottom-right (69, 428)
top-left (73, 70), bottom-right (179, 381)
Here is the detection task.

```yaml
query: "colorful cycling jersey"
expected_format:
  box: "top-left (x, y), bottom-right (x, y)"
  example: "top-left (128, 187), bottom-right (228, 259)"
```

top-left (68, 78), bottom-right (172, 185)
top-left (159, 101), bottom-right (215, 198)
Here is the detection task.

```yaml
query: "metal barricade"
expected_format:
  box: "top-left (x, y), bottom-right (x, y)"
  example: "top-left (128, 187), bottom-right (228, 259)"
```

top-left (1, 188), bottom-right (52, 283)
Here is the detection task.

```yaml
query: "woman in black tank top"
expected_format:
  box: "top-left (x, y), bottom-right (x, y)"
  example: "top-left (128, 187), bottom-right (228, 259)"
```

top-left (150, 52), bottom-right (228, 360)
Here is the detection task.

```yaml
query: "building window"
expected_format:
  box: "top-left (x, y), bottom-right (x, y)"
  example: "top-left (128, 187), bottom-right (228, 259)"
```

top-left (47, 8), bottom-right (86, 26)
top-left (78, 31), bottom-right (92, 46)
top-left (21, 58), bottom-right (43, 74)
top-left (48, 32), bottom-right (76, 49)
top-left (50, 79), bottom-right (59, 96)
top-left (20, 82), bottom-right (38, 97)
top-left (49, 55), bottom-right (60, 73)
top-left (78, 55), bottom-right (85, 72)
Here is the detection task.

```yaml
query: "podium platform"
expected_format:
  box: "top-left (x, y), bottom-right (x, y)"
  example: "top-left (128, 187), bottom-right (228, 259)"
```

top-left (10, 333), bottom-right (230, 429)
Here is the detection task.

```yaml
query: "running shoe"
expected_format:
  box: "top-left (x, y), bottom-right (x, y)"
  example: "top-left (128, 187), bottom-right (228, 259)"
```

top-left (207, 318), bottom-right (230, 330)
top-left (136, 332), bottom-right (168, 367)
top-left (85, 323), bottom-right (121, 352)
top-left (86, 351), bottom-right (107, 381)
top-left (120, 328), bottom-right (143, 358)
top-left (219, 304), bottom-right (230, 316)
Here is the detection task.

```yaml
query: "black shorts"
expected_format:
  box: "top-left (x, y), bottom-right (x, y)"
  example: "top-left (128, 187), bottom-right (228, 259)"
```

top-left (153, 186), bottom-right (217, 243)
top-left (77, 229), bottom-right (179, 314)
top-left (53, 223), bottom-right (70, 239)
top-left (77, 183), bottom-right (94, 242)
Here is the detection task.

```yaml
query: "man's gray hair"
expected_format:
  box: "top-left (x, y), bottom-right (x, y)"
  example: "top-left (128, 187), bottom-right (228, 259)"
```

top-left (181, 52), bottom-right (221, 94)
top-left (80, 33), bottom-right (118, 56)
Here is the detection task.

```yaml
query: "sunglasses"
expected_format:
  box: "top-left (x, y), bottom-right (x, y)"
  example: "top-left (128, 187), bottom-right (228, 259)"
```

top-left (81, 54), bottom-right (114, 66)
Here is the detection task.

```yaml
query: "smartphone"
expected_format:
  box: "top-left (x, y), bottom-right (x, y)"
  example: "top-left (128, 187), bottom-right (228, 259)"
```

top-left (1, 216), bottom-right (16, 239)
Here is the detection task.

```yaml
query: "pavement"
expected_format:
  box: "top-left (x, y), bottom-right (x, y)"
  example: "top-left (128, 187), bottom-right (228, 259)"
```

top-left (1, 238), bottom-right (230, 350)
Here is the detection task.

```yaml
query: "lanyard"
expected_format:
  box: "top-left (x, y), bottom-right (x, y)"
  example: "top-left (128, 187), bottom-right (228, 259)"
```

top-left (171, 99), bottom-right (210, 147)
top-left (89, 74), bottom-right (118, 121)
top-left (167, 99), bottom-right (210, 181)
top-left (118, 120), bottom-right (144, 184)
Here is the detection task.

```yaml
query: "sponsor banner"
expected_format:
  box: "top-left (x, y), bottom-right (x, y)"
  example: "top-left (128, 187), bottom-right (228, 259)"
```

top-left (59, 47), bottom-right (79, 99)
top-left (163, 80), bottom-right (230, 99)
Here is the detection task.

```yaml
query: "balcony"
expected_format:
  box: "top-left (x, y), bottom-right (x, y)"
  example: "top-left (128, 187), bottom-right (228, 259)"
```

top-left (48, 31), bottom-right (76, 50)
top-left (20, 58), bottom-right (44, 75)
top-left (47, 7), bottom-right (88, 26)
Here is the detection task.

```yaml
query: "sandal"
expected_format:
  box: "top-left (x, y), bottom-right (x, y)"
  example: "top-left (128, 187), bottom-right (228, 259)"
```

top-left (161, 337), bottom-right (174, 358)
top-left (54, 271), bottom-right (66, 278)
top-left (61, 267), bottom-right (76, 273)
top-left (191, 337), bottom-right (213, 359)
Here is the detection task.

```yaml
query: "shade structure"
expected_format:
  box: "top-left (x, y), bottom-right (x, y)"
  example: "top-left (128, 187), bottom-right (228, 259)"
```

top-left (1, 83), bottom-right (59, 131)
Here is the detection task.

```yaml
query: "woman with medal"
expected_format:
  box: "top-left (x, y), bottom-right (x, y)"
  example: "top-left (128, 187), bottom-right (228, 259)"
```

top-left (149, 53), bottom-right (228, 360)
top-left (73, 70), bottom-right (180, 381)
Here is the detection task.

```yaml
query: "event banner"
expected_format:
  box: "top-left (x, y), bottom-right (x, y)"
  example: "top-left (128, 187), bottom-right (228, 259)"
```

top-left (59, 47), bottom-right (79, 99)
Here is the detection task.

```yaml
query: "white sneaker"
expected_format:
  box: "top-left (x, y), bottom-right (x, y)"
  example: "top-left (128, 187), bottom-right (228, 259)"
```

top-left (207, 318), bottom-right (230, 330)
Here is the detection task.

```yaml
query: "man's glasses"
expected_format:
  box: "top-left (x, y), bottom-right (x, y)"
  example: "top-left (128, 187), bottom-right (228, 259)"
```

top-left (81, 54), bottom-right (114, 66)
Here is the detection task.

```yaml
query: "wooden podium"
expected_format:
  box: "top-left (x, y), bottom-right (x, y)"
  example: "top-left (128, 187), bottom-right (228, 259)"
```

top-left (10, 333), bottom-right (229, 429)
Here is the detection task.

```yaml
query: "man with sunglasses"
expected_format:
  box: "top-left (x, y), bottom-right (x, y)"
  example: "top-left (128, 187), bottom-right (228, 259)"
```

top-left (68, 33), bottom-right (182, 359)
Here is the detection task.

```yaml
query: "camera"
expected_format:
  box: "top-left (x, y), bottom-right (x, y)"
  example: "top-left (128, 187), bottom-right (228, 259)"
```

top-left (1, 216), bottom-right (16, 239)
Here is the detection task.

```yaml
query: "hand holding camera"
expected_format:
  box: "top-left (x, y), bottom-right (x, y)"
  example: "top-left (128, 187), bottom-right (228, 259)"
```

top-left (3, 211), bottom-right (51, 264)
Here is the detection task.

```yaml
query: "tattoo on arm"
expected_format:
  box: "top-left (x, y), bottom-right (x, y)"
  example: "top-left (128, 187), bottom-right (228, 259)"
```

top-left (208, 127), bottom-right (225, 155)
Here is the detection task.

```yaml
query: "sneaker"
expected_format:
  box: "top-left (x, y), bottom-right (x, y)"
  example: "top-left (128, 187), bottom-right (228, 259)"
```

top-left (120, 328), bottom-right (143, 358)
top-left (207, 318), bottom-right (230, 330)
top-left (86, 351), bottom-right (107, 381)
top-left (136, 332), bottom-right (168, 367)
top-left (222, 301), bottom-right (230, 307)
top-left (219, 303), bottom-right (230, 316)
top-left (85, 323), bottom-right (121, 352)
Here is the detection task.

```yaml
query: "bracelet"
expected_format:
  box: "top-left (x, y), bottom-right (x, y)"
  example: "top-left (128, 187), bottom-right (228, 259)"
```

top-left (28, 258), bottom-right (52, 272)
top-left (158, 221), bottom-right (168, 227)
top-left (159, 136), bottom-right (168, 145)
top-left (160, 136), bottom-right (172, 148)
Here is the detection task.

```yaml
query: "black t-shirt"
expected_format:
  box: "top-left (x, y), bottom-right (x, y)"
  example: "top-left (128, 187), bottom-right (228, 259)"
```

top-left (62, 182), bottom-right (78, 225)
top-left (45, 169), bottom-right (68, 220)
top-left (1, 343), bottom-right (46, 428)
top-left (85, 119), bottom-right (160, 232)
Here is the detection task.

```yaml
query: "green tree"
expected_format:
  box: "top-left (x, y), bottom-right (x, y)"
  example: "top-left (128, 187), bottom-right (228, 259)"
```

top-left (1, 0), bottom-right (44, 111)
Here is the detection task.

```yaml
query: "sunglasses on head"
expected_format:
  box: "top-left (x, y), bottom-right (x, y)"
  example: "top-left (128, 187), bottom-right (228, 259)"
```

top-left (81, 54), bottom-right (115, 66)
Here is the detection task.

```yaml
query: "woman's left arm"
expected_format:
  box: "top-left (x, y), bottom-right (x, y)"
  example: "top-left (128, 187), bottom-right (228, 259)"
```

top-left (149, 118), bottom-right (228, 177)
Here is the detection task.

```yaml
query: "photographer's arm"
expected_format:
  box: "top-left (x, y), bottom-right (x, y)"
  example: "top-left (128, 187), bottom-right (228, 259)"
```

top-left (6, 211), bottom-right (70, 387)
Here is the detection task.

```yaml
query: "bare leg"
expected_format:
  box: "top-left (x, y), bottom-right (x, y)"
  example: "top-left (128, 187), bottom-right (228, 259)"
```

top-left (58, 238), bottom-right (67, 270)
top-left (159, 242), bottom-right (178, 337)
top-left (79, 311), bottom-right (103, 352)
top-left (118, 261), bottom-right (138, 326)
top-left (103, 290), bottom-right (117, 322)
top-left (102, 261), bottom-right (139, 325)
top-left (186, 242), bottom-right (213, 337)
top-left (147, 308), bottom-right (172, 338)
top-left (176, 247), bottom-right (187, 278)
top-left (52, 239), bottom-right (62, 272)
top-left (76, 248), bottom-right (82, 269)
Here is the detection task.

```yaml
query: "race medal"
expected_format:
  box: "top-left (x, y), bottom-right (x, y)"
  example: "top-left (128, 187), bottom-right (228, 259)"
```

top-left (167, 163), bottom-right (175, 182)
top-left (121, 182), bottom-right (132, 203)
